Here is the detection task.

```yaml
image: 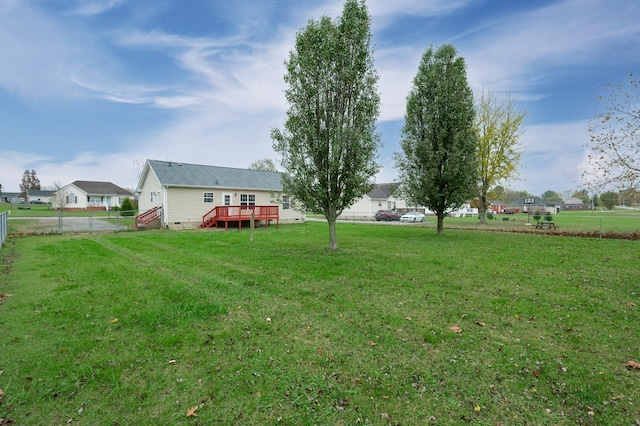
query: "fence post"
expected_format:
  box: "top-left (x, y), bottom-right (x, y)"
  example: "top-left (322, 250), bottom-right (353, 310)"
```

top-left (0, 211), bottom-right (7, 247)
top-left (58, 210), bottom-right (63, 233)
top-left (250, 212), bottom-right (255, 242)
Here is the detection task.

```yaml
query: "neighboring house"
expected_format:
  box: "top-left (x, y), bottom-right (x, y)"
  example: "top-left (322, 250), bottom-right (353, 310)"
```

top-left (562, 197), bottom-right (592, 211)
top-left (506, 197), bottom-right (558, 215)
top-left (1, 192), bottom-right (20, 203)
top-left (26, 189), bottom-right (53, 204)
top-left (338, 183), bottom-right (404, 220)
top-left (52, 181), bottom-right (134, 211)
top-left (136, 159), bottom-right (305, 229)
top-left (340, 183), bottom-right (478, 220)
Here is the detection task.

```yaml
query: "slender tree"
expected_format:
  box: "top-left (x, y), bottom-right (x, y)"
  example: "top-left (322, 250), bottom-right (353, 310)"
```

top-left (395, 44), bottom-right (477, 235)
top-left (475, 90), bottom-right (525, 223)
top-left (272, 0), bottom-right (381, 250)
top-left (20, 169), bottom-right (41, 193)
top-left (584, 72), bottom-right (640, 191)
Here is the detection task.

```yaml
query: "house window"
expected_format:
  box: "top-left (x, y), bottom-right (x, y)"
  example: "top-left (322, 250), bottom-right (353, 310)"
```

top-left (150, 193), bottom-right (154, 202)
top-left (282, 195), bottom-right (290, 210)
top-left (66, 194), bottom-right (77, 204)
top-left (223, 194), bottom-right (231, 206)
top-left (240, 193), bottom-right (255, 206)
top-left (203, 192), bottom-right (214, 203)
top-left (89, 196), bottom-right (102, 206)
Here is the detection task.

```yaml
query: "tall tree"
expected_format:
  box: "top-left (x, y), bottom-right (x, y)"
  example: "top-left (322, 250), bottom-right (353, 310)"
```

top-left (20, 169), bottom-right (41, 192)
top-left (584, 72), bottom-right (640, 191)
top-left (475, 90), bottom-right (525, 223)
top-left (272, 0), bottom-right (381, 250)
top-left (395, 44), bottom-right (477, 235)
top-left (249, 158), bottom-right (278, 172)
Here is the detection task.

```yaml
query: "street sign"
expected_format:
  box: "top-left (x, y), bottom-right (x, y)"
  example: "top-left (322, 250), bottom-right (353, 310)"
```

top-left (524, 198), bottom-right (535, 204)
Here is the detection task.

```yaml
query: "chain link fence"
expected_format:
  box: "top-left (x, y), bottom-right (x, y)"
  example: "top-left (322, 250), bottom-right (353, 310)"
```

top-left (6, 210), bottom-right (137, 235)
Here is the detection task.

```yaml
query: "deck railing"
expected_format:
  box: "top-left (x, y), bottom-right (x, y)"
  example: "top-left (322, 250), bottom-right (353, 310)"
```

top-left (135, 206), bottom-right (162, 227)
top-left (202, 205), bottom-right (279, 229)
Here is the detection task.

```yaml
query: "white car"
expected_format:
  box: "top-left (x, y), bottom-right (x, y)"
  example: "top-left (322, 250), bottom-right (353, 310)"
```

top-left (400, 211), bottom-right (425, 223)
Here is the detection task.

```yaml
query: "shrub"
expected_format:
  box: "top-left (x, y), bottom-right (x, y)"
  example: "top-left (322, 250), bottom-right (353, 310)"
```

top-left (119, 197), bottom-right (135, 216)
top-left (532, 211), bottom-right (541, 221)
top-left (545, 213), bottom-right (553, 222)
top-left (486, 212), bottom-right (494, 220)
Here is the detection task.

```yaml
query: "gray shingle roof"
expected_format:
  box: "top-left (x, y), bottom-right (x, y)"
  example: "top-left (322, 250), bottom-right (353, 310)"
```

top-left (366, 183), bottom-right (399, 199)
top-left (72, 181), bottom-right (133, 196)
top-left (147, 160), bottom-right (283, 191)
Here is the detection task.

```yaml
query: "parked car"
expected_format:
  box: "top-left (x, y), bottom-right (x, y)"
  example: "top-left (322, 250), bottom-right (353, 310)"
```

top-left (400, 211), bottom-right (425, 223)
top-left (375, 210), bottom-right (401, 221)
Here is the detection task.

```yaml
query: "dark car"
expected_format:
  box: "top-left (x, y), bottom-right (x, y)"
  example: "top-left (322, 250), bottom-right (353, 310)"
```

top-left (375, 210), bottom-right (401, 221)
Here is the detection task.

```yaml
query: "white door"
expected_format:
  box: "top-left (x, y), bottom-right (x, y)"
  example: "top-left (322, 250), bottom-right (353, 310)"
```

top-left (223, 193), bottom-right (232, 206)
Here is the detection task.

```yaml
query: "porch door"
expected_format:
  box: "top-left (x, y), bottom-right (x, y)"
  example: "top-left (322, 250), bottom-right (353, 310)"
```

top-left (223, 193), bottom-right (232, 206)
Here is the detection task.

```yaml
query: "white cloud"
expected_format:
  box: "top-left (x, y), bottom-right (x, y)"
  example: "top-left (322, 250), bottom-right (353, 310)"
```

top-left (516, 121), bottom-right (590, 194)
top-left (72, 0), bottom-right (126, 16)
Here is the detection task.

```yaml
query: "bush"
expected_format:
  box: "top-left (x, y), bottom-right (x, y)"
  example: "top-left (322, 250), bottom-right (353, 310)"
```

top-left (486, 212), bottom-right (494, 220)
top-left (119, 197), bottom-right (135, 216)
top-left (532, 211), bottom-right (541, 221)
top-left (545, 213), bottom-right (553, 222)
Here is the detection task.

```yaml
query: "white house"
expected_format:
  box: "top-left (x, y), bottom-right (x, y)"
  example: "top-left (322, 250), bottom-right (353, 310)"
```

top-left (136, 159), bottom-right (305, 229)
top-left (52, 181), bottom-right (134, 211)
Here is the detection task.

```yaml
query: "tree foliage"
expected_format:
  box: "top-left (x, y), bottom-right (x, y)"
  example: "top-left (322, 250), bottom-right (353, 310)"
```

top-left (20, 169), bottom-right (40, 192)
top-left (584, 72), bottom-right (640, 191)
top-left (120, 197), bottom-right (135, 216)
top-left (272, 0), bottom-right (381, 250)
top-left (395, 44), bottom-right (477, 235)
top-left (600, 191), bottom-right (619, 210)
top-left (541, 190), bottom-right (563, 202)
top-left (249, 158), bottom-right (278, 172)
top-left (475, 90), bottom-right (525, 223)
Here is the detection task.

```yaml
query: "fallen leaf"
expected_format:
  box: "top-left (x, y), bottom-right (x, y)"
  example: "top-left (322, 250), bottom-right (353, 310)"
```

top-left (474, 404), bottom-right (481, 412)
top-left (448, 325), bottom-right (462, 333)
top-left (533, 370), bottom-right (541, 377)
top-left (186, 405), bottom-right (198, 417)
top-left (0, 293), bottom-right (12, 302)
top-left (626, 301), bottom-right (636, 306)
top-left (405, 317), bottom-right (412, 321)
top-left (475, 321), bottom-right (486, 327)
top-left (368, 341), bottom-right (377, 347)
top-left (169, 360), bottom-right (177, 364)
top-left (110, 318), bottom-right (118, 323)
top-left (625, 360), bottom-right (640, 370)
top-left (0, 389), bottom-right (4, 401)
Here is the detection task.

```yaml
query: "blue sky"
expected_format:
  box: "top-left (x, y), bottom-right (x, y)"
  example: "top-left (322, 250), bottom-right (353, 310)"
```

top-left (0, 0), bottom-right (638, 195)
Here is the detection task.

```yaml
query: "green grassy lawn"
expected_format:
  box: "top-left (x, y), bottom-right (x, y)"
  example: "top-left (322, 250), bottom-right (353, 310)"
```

top-left (1, 222), bottom-right (639, 424)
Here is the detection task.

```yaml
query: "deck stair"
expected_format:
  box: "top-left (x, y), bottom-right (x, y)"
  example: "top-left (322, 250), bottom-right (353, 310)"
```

top-left (135, 206), bottom-right (162, 228)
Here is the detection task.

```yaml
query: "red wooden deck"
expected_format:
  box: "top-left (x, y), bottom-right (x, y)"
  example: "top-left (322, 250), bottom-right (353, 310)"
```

top-left (201, 205), bottom-right (279, 230)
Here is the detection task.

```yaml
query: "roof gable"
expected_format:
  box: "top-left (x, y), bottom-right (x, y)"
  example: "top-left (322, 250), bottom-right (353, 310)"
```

top-left (145, 160), bottom-right (283, 191)
top-left (366, 183), bottom-right (399, 199)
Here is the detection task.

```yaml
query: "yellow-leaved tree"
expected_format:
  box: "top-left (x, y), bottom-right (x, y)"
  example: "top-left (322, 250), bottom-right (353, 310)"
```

top-left (475, 90), bottom-right (525, 223)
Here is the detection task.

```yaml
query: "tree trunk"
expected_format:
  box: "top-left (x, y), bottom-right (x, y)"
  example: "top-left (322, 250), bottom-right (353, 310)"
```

top-left (328, 218), bottom-right (338, 250)
top-left (436, 213), bottom-right (444, 235)
top-left (478, 194), bottom-right (488, 224)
